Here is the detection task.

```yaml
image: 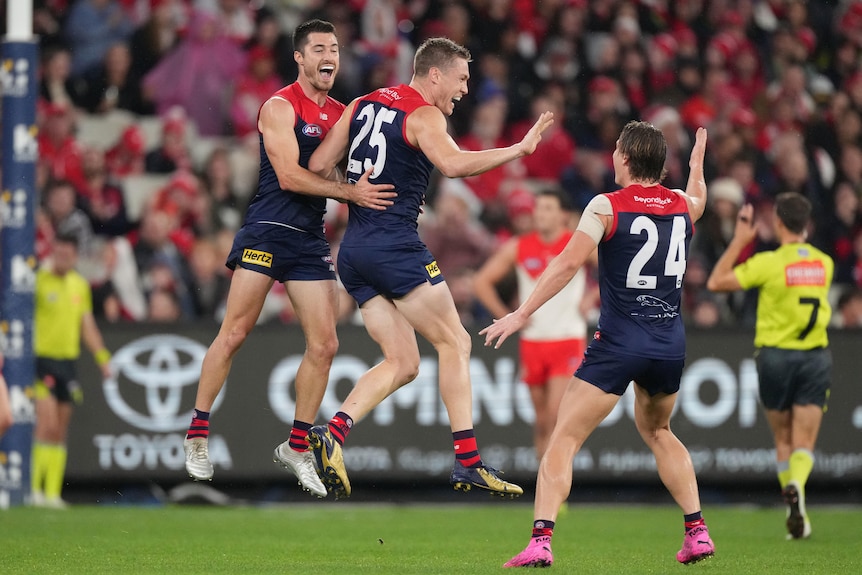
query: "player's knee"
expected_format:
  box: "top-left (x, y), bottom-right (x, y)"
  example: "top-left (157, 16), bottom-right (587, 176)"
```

top-left (218, 323), bottom-right (254, 355)
top-left (307, 334), bottom-right (339, 363)
top-left (453, 326), bottom-right (472, 358)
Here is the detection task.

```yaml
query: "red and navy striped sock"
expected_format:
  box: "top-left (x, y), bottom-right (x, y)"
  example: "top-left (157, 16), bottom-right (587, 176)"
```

top-left (532, 520), bottom-right (555, 539)
top-left (186, 409), bottom-right (210, 440)
top-left (289, 420), bottom-right (312, 452)
top-left (684, 511), bottom-right (704, 532)
top-left (328, 411), bottom-right (353, 445)
top-left (453, 429), bottom-right (482, 468)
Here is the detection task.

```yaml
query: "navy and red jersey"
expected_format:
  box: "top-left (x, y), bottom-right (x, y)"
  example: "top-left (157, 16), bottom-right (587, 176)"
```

top-left (341, 84), bottom-right (435, 248)
top-left (595, 185), bottom-right (693, 359)
top-left (244, 82), bottom-right (345, 240)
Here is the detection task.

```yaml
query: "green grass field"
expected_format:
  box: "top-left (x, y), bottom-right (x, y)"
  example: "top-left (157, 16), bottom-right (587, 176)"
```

top-left (2, 503), bottom-right (860, 574)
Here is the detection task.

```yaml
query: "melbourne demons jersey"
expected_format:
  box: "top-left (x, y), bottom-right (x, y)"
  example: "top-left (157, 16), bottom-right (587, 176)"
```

top-left (341, 84), bottom-right (435, 247)
top-left (516, 231), bottom-right (587, 342)
top-left (595, 185), bottom-right (693, 359)
top-left (244, 82), bottom-right (345, 239)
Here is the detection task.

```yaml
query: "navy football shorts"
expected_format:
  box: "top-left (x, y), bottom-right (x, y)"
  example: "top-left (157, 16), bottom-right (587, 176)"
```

top-left (337, 242), bottom-right (446, 306)
top-left (575, 339), bottom-right (685, 396)
top-left (226, 223), bottom-right (335, 282)
top-left (755, 346), bottom-right (831, 410)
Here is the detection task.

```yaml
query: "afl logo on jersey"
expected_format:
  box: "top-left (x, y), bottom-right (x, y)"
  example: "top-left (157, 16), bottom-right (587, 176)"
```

top-left (303, 124), bottom-right (323, 137)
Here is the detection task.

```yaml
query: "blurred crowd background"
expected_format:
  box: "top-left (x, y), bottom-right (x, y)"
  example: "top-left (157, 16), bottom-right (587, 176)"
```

top-left (2, 0), bottom-right (862, 330)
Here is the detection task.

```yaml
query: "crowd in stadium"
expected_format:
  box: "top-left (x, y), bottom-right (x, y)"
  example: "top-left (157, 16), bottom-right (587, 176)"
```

top-left (9, 0), bottom-right (862, 329)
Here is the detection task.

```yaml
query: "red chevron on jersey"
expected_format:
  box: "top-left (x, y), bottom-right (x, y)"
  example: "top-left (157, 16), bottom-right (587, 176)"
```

top-left (606, 185), bottom-right (690, 240)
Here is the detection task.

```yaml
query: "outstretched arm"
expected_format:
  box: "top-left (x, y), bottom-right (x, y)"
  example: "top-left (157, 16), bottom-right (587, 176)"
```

top-left (408, 106), bottom-right (554, 178)
top-left (480, 231), bottom-right (597, 348)
top-left (260, 97), bottom-right (395, 209)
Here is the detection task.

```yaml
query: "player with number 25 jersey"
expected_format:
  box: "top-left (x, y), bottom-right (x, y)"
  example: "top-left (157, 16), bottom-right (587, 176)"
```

top-left (337, 84), bottom-right (441, 305)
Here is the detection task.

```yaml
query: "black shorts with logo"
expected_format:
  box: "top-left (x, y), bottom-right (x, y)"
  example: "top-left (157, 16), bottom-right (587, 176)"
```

top-left (755, 346), bottom-right (831, 411)
top-left (226, 222), bottom-right (335, 282)
top-left (337, 242), bottom-right (446, 307)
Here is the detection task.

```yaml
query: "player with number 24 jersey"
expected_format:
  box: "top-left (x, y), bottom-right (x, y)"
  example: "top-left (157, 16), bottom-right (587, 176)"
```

top-left (593, 185), bottom-right (692, 360)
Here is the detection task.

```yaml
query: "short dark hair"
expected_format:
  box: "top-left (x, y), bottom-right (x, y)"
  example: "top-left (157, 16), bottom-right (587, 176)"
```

top-left (618, 120), bottom-right (667, 183)
top-left (775, 192), bottom-right (811, 234)
top-left (536, 188), bottom-right (573, 212)
top-left (413, 37), bottom-right (471, 77)
top-left (54, 232), bottom-right (79, 250)
top-left (293, 19), bottom-right (337, 53)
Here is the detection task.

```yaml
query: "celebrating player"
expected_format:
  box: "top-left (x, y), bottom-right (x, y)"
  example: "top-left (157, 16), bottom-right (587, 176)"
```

top-left (305, 37), bottom-right (553, 498)
top-left (182, 20), bottom-right (395, 497)
top-left (483, 122), bottom-right (715, 567)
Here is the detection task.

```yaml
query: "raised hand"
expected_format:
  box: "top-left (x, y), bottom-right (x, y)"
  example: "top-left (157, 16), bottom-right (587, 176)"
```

top-left (689, 127), bottom-right (707, 169)
top-left (517, 111), bottom-right (555, 156)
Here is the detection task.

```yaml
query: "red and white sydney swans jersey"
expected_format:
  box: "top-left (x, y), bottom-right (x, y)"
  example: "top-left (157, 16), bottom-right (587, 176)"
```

top-left (516, 230), bottom-right (587, 341)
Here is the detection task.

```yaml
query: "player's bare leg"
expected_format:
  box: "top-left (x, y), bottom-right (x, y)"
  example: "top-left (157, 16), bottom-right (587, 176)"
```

top-left (337, 295), bottom-right (421, 419)
top-left (535, 378), bottom-right (619, 520)
top-left (505, 378), bottom-right (616, 567)
top-left (633, 385), bottom-right (714, 563)
top-left (396, 282), bottom-right (522, 497)
top-left (273, 279), bottom-right (339, 498)
top-left (529, 374), bottom-right (569, 458)
top-left (185, 268), bottom-right (272, 481)
top-left (308, 295), bottom-right (420, 498)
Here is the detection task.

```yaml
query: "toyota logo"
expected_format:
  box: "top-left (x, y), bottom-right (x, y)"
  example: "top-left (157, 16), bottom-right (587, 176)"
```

top-left (103, 334), bottom-right (224, 431)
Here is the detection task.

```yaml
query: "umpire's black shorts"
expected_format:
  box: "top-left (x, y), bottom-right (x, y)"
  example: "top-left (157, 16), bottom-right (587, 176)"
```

top-left (755, 346), bottom-right (831, 411)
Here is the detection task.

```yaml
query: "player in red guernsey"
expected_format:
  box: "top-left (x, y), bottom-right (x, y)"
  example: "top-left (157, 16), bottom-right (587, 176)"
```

top-left (182, 20), bottom-right (394, 497)
top-left (484, 122), bottom-right (716, 567)
top-left (474, 189), bottom-right (590, 459)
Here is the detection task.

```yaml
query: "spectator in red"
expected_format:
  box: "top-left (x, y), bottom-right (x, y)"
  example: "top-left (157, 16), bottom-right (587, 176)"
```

top-left (243, 5), bottom-right (294, 84)
top-left (149, 170), bottom-right (205, 254)
top-left (680, 66), bottom-right (728, 132)
top-left (456, 91), bottom-right (513, 205)
top-left (37, 101), bottom-right (86, 193)
top-left (145, 107), bottom-right (193, 174)
top-left (729, 43), bottom-right (766, 109)
top-left (105, 125), bottom-right (146, 178)
top-left (508, 88), bottom-right (576, 183)
top-left (229, 45), bottom-right (281, 139)
top-left (648, 33), bottom-right (679, 96)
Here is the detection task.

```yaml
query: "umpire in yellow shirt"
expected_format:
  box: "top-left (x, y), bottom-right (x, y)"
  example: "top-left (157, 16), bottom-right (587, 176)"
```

top-left (32, 233), bottom-right (112, 508)
top-left (707, 192), bottom-right (833, 541)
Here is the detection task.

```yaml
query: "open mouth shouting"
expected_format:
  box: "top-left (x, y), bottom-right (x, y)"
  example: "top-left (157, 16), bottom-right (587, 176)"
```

top-left (320, 65), bottom-right (335, 81)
